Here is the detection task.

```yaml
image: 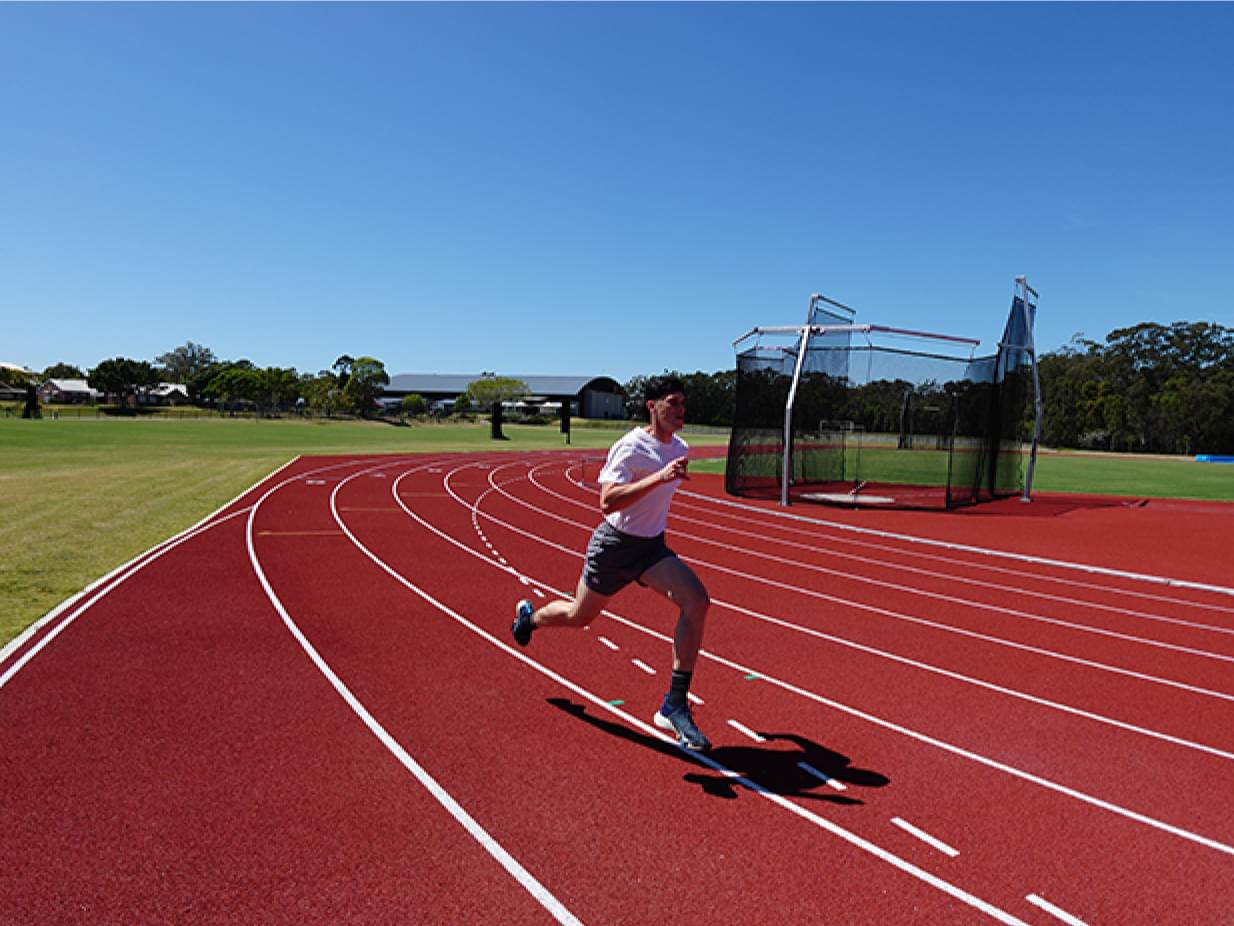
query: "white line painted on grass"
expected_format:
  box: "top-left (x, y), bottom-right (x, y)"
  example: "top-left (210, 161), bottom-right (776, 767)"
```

top-left (1027, 894), bottom-right (1088, 926)
top-left (891, 817), bottom-right (960, 857)
top-left (1, 454), bottom-right (315, 686)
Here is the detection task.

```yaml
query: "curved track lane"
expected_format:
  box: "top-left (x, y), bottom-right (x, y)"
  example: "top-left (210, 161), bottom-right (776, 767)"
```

top-left (3, 451), bottom-right (1233, 924)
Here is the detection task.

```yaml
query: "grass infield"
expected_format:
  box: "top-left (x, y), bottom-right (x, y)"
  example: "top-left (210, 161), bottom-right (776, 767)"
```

top-left (1, 416), bottom-right (1230, 647)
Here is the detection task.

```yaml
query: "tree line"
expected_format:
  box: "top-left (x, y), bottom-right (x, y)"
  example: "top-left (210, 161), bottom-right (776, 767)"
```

top-left (1037, 321), bottom-right (1234, 454)
top-left (627, 320), bottom-right (1234, 456)
top-left (21, 343), bottom-right (392, 417)
top-left (20, 319), bottom-right (1233, 453)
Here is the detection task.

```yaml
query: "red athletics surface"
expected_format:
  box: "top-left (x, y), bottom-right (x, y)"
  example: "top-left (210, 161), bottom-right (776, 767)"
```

top-left (3, 451), bottom-right (1233, 924)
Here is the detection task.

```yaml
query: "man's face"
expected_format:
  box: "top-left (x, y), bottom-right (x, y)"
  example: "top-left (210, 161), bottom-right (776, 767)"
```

top-left (649, 391), bottom-right (686, 431)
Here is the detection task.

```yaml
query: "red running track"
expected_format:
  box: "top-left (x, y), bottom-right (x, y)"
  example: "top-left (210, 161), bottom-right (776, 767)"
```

top-left (3, 451), bottom-right (1234, 924)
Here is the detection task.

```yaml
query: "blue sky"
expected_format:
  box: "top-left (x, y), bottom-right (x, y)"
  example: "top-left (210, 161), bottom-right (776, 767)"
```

top-left (3, 3), bottom-right (1232, 384)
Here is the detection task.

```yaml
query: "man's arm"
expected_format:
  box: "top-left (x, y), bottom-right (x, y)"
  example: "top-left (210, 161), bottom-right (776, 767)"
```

top-left (599, 456), bottom-right (689, 515)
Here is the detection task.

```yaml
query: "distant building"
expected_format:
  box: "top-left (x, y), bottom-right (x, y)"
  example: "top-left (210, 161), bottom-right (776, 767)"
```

top-left (140, 383), bottom-right (190, 406)
top-left (37, 379), bottom-right (101, 405)
top-left (382, 373), bottom-right (627, 419)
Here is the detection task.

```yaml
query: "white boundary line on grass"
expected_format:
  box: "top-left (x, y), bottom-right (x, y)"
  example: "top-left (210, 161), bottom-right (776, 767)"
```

top-left (0, 455), bottom-right (305, 687)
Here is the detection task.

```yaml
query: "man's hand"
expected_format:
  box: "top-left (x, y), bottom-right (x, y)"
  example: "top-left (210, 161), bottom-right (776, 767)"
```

top-left (658, 456), bottom-right (690, 482)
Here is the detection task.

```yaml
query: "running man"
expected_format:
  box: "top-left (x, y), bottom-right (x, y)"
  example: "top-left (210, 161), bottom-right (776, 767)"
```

top-left (511, 375), bottom-right (712, 750)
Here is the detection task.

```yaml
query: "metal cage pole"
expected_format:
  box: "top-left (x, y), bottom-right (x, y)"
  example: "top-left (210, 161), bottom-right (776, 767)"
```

top-left (780, 323), bottom-right (813, 507)
top-left (1016, 276), bottom-right (1043, 502)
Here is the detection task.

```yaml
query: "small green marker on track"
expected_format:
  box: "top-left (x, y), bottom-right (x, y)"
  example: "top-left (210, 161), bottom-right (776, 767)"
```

top-left (743, 673), bottom-right (760, 681)
top-left (607, 699), bottom-right (625, 706)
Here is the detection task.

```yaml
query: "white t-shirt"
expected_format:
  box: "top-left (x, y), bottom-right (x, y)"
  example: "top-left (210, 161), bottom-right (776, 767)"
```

top-left (598, 427), bottom-right (689, 537)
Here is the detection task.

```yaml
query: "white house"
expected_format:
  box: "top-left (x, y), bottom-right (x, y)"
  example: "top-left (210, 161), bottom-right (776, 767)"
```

top-left (37, 379), bottom-right (101, 405)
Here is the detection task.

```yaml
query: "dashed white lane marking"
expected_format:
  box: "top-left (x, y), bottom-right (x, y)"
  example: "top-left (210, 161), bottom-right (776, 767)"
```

top-left (498, 557), bottom-right (509, 566)
top-left (797, 761), bottom-right (847, 791)
top-left (631, 658), bottom-right (656, 675)
top-left (598, 636), bottom-right (620, 651)
top-left (1026, 894), bottom-right (1087, 926)
top-left (532, 588), bottom-right (546, 599)
top-left (306, 479), bottom-right (327, 485)
top-left (727, 719), bottom-right (766, 743)
top-left (392, 461), bottom-right (1037, 925)
top-left (518, 576), bottom-right (531, 586)
top-left (687, 692), bottom-right (704, 705)
top-left (268, 463), bottom-right (586, 926)
top-left (891, 817), bottom-right (959, 857)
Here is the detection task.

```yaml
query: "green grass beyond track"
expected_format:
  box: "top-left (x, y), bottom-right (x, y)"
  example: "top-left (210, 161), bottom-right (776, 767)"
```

top-left (2, 416), bottom-right (1230, 647)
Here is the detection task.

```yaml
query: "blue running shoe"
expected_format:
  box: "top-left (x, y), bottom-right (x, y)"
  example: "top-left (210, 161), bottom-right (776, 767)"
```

top-left (512, 599), bottom-right (535, 647)
top-left (654, 700), bottom-right (711, 751)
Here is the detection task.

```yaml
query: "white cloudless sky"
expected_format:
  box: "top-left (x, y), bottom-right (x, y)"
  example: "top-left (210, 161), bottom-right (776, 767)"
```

top-left (3, 3), bottom-right (1232, 383)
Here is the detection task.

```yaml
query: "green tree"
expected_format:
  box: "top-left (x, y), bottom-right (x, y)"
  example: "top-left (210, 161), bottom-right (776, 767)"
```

top-left (333, 355), bottom-right (356, 389)
top-left (88, 358), bottom-right (159, 405)
top-left (203, 368), bottom-right (262, 406)
top-left (458, 376), bottom-right (529, 412)
top-left (156, 341), bottom-right (217, 384)
top-left (400, 393), bottom-right (427, 416)
top-left (41, 362), bottom-right (85, 380)
top-left (341, 356), bottom-right (389, 415)
top-left (300, 373), bottom-right (340, 414)
top-left (256, 367), bottom-right (301, 412)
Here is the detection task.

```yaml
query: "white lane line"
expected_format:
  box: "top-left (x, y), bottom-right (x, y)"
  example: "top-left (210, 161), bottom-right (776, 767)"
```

top-left (491, 467), bottom-right (1234, 756)
top-left (1, 453), bottom-right (316, 685)
top-left (797, 761), bottom-right (847, 791)
top-left (519, 466), bottom-right (1234, 703)
top-left (532, 588), bottom-right (546, 599)
top-left (631, 658), bottom-right (656, 675)
top-left (250, 462), bottom-right (585, 926)
top-left (1026, 894), bottom-right (1088, 926)
top-left (347, 463), bottom-right (1037, 925)
top-left (679, 488), bottom-right (1234, 600)
top-left (687, 692), bottom-right (704, 705)
top-left (459, 462), bottom-right (1234, 859)
top-left (598, 637), bottom-right (620, 651)
top-left (891, 817), bottom-right (960, 857)
top-left (518, 576), bottom-right (531, 586)
top-left (727, 719), bottom-right (766, 743)
top-left (536, 462), bottom-right (1234, 623)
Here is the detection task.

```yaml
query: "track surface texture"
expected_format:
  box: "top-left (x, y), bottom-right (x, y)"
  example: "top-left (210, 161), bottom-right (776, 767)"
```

top-left (4, 450), bottom-right (1234, 925)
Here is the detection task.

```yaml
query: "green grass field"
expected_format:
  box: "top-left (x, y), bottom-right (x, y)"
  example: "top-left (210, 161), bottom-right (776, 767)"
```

top-left (2, 415), bottom-right (1230, 648)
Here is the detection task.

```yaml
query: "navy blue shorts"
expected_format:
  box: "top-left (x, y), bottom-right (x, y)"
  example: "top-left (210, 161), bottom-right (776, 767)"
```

top-left (581, 521), bottom-right (677, 597)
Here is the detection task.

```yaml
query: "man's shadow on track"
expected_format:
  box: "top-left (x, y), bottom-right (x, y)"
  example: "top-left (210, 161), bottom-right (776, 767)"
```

top-left (547, 698), bottom-right (889, 804)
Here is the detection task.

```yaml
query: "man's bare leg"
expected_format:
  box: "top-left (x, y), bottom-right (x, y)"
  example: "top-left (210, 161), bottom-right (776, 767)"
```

top-left (513, 575), bottom-right (610, 646)
top-left (640, 555), bottom-right (711, 750)
top-left (639, 555), bottom-right (710, 672)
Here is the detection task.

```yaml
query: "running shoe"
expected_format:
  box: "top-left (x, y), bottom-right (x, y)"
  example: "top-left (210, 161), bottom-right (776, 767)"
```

top-left (654, 700), bottom-right (711, 751)
top-left (512, 599), bottom-right (535, 647)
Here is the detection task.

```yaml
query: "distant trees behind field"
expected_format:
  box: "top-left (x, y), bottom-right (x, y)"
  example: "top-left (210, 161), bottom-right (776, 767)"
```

top-left (1037, 321), bottom-right (1234, 455)
top-left (64, 342), bottom-right (391, 417)
top-left (24, 318), bottom-right (1234, 453)
top-left (623, 320), bottom-right (1234, 455)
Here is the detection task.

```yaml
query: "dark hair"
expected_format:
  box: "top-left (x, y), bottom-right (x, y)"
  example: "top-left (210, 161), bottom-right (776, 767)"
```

top-left (644, 375), bottom-right (686, 404)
